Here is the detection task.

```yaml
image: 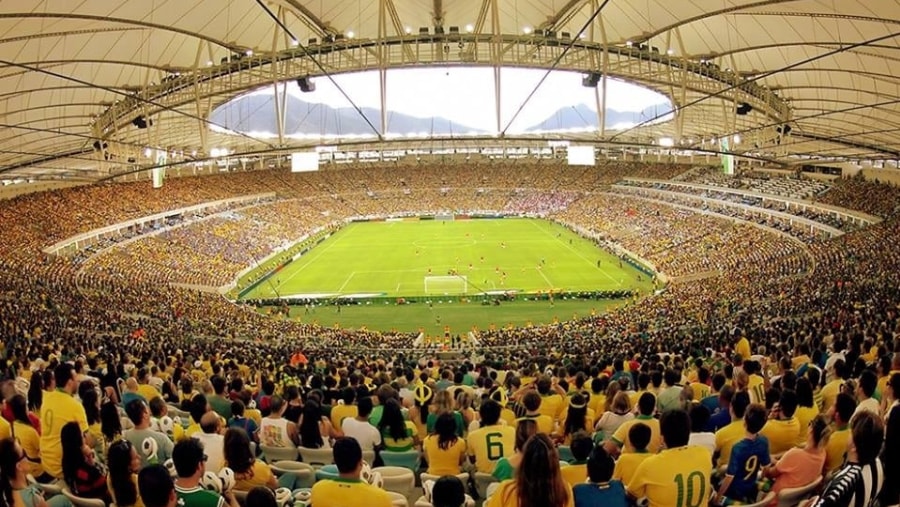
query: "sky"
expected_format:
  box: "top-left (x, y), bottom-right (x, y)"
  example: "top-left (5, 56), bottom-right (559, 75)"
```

top-left (241, 66), bottom-right (671, 134)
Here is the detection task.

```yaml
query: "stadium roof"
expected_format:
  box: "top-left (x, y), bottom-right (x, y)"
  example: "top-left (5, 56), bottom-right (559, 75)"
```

top-left (1, 0), bottom-right (898, 181)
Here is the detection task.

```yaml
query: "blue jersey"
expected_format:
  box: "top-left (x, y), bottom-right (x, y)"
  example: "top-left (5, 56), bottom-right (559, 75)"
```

top-left (573, 480), bottom-right (628, 507)
top-left (726, 436), bottom-right (771, 500)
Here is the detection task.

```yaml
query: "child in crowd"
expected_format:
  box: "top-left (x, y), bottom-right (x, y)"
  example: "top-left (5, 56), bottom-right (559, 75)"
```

top-left (714, 405), bottom-right (771, 505)
top-left (573, 446), bottom-right (627, 507)
top-left (611, 423), bottom-right (652, 486)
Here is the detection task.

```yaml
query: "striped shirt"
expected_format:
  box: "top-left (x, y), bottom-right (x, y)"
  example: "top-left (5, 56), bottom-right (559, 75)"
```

top-left (812, 460), bottom-right (883, 507)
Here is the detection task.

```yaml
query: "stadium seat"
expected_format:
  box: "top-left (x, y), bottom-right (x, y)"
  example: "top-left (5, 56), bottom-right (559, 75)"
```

top-left (270, 461), bottom-right (316, 490)
top-left (62, 489), bottom-right (106, 507)
top-left (386, 491), bottom-right (409, 507)
top-left (298, 446), bottom-right (335, 468)
top-left (315, 464), bottom-right (341, 482)
top-left (473, 472), bottom-right (497, 499)
top-left (557, 445), bottom-right (575, 463)
top-left (419, 472), bottom-right (469, 489)
top-left (260, 444), bottom-right (299, 463)
top-left (776, 476), bottom-right (822, 507)
top-left (380, 450), bottom-right (420, 472)
top-left (374, 466), bottom-right (416, 496)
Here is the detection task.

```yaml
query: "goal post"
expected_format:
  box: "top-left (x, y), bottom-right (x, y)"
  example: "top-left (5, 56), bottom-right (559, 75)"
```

top-left (424, 275), bottom-right (469, 295)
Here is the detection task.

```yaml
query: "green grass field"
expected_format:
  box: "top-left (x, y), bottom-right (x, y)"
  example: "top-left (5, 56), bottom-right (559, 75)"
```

top-left (242, 218), bottom-right (654, 331)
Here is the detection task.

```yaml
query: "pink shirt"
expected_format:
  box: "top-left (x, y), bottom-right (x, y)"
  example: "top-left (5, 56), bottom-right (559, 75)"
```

top-left (771, 447), bottom-right (825, 499)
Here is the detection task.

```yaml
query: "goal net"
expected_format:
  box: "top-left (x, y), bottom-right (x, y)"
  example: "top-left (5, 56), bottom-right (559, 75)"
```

top-left (424, 275), bottom-right (469, 295)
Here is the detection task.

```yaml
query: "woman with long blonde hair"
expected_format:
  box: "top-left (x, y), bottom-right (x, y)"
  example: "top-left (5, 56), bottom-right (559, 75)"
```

top-left (426, 389), bottom-right (465, 437)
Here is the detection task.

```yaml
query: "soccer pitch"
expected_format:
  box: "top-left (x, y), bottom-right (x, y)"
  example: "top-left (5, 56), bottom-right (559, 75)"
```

top-left (243, 218), bottom-right (649, 300)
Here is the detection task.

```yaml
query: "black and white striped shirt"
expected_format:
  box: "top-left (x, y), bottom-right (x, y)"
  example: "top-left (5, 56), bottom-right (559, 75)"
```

top-left (812, 459), bottom-right (883, 507)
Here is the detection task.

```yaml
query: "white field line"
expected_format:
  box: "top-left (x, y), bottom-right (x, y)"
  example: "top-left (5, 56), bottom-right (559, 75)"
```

top-left (338, 271), bottom-right (357, 292)
top-left (527, 220), bottom-right (622, 287)
top-left (273, 231), bottom-right (348, 291)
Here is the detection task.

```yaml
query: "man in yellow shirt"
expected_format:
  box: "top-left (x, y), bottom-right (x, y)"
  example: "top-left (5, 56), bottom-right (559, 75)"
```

top-left (515, 392), bottom-right (554, 435)
top-left (468, 400), bottom-right (515, 473)
top-left (40, 363), bottom-right (90, 479)
top-left (330, 388), bottom-right (359, 431)
top-left (745, 361), bottom-right (767, 405)
top-left (714, 391), bottom-right (750, 467)
top-left (606, 393), bottom-right (661, 456)
top-left (760, 390), bottom-right (801, 455)
top-left (627, 408), bottom-right (713, 507)
top-left (137, 367), bottom-right (161, 403)
top-left (824, 393), bottom-right (855, 473)
top-left (536, 376), bottom-right (567, 423)
top-left (560, 433), bottom-right (592, 487)
top-left (820, 359), bottom-right (846, 412)
top-left (311, 437), bottom-right (393, 507)
top-left (690, 367), bottom-right (711, 402)
top-left (735, 335), bottom-right (751, 363)
top-left (612, 423), bottom-right (652, 484)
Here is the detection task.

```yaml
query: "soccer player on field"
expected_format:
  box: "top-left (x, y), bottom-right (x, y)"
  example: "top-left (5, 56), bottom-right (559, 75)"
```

top-left (626, 409), bottom-right (712, 507)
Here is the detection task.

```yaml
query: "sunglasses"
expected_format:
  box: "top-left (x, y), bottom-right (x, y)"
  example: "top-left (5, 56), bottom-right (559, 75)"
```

top-left (202, 454), bottom-right (209, 463)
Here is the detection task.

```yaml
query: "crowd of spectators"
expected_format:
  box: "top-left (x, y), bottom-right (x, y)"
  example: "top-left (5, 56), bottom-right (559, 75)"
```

top-left (0, 162), bottom-right (898, 506)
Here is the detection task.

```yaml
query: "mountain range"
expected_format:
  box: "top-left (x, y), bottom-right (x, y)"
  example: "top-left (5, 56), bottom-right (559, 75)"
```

top-left (209, 93), bottom-right (671, 136)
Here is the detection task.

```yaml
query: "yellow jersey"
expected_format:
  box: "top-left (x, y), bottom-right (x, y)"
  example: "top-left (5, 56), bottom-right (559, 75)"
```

top-left (330, 404), bottom-right (358, 431)
top-left (735, 338), bottom-right (751, 361)
top-left (486, 479), bottom-right (575, 507)
top-left (499, 408), bottom-right (517, 427)
top-left (539, 394), bottom-right (567, 422)
top-left (748, 375), bottom-right (766, 405)
top-left (423, 435), bottom-right (467, 475)
top-left (40, 389), bottom-right (88, 478)
top-left (311, 478), bottom-right (393, 507)
top-left (232, 461), bottom-right (275, 491)
top-left (689, 382), bottom-right (710, 402)
top-left (793, 406), bottom-right (819, 446)
top-left (613, 451), bottom-right (652, 486)
top-left (14, 421), bottom-right (43, 478)
top-left (137, 384), bottom-right (160, 403)
top-left (516, 415), bottom-right (554, 436)
top-left (824, 427), bottom-right (850, 473)
top-left (467, 424), bottom-right (515, 473)
top-left (820, 380), bottom-right (842, 413)
top-left (0, 417), bottom-right (10, 441)
top-left (714, 420), bottom-right (745, 467)
top-left (588, 393), bottom-right (606, 417)
top-left (611, 416), bottom-right (661, 454)
top-left (760, 418), bottom-right (800, 455)
top-left (626, 445), bottom-right (712, 507)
